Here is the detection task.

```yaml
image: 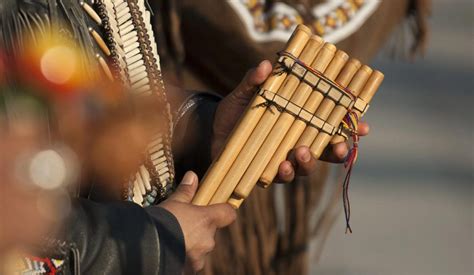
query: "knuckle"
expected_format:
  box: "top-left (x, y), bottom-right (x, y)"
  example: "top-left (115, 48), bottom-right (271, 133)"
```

top-left (204, 218), bottom-right (218, 231)
top-left (181, 188), bottom-right (195, 198)
top-left (232, 88), bottom-right (253, 102)
top-left (193, 260), bottom-right (205, 272)
top-left (187, 254), bottom-right (200, 271)
top-left (206, 240), bottom-right (216, 252)
top-left (203, 213), bottom-right (213, 226)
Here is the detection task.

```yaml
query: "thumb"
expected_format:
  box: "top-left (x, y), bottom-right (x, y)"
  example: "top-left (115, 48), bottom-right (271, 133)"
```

top-left (169, 171), bottom-right (198, 203)
top-left (231, 60), bottom-right (272, 102)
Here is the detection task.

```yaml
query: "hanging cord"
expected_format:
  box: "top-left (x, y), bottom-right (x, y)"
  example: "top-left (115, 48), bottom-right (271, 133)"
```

top-left (341, 111), bottom-right (360, 233)
top-left (265, 50), bottom-right (361, 233)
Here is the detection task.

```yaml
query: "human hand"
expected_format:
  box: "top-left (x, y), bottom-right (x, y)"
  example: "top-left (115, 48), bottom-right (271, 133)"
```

top-left (275, 125), bottom-right (369, 182)
top-left (212, 60), bottom-right (371, 183)
top-left (159, 172), bottom-right (237, 273)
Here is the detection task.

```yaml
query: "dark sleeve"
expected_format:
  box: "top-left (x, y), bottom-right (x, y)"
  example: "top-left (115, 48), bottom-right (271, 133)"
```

top-left (172, 92), bottom-right (221, 179)
top-left (145, 206), bottom-right (186, 275)
top-left (66, 198), bottom-right (185, 275)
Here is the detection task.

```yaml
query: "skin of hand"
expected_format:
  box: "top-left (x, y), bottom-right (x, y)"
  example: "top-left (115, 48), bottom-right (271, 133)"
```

top-left (159, 171), bottom-right (236, 273)
top-left (212, 60), bottom-right (370, 183)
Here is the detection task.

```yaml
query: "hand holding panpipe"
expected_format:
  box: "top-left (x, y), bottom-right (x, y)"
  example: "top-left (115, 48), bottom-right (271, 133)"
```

top-left (192, 25), bottom-right (384, 211)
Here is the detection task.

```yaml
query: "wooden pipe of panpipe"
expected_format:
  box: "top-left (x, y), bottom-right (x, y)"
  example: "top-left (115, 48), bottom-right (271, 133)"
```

top-left (227, 196), bottom-right (244, 209)
top-left (232, 46), bottom-right (346, 199)
top-left (228, 48), bottom-right (344, 207)
top-left (192, 25), bottom-right (312, 206)
top-left (329, 71), bottom-right (385, 145)
top-left (310, 66), bottom-right (373, 158)
top-left (208, 35), bottom-right (324, 205)
top-left (294, 64), bottom-right (370, 150)
top-left (259, 58), bottom-right (361, 186)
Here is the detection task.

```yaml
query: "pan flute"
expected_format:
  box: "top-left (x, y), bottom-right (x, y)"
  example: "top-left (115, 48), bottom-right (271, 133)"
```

top-left (192, 25), bottom-right (384, 214)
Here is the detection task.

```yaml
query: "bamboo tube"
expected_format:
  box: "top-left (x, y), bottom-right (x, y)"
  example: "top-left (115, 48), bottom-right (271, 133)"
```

top-left (259, 59), bottom-right (362, 185)
top-left (209, 35), bottom-right (324, 205)
top-left (232, 48), bottom-right (347, 199)
top-left (295, 64), bottom-right (371, 150)
top-left (192, 25), bottom-right (312, 206)
top-left (310, 66), bottom-right (373, 157)
top-left (329, 71), bottom-right (385, 144)
top-left (228, 196), bottom-right (244, 209)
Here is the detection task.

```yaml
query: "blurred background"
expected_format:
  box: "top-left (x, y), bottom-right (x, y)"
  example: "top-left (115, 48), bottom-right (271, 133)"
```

top-left (313, 1), bottom-right (473, 274)
top-left (1, 0), bottom-right (471, 274)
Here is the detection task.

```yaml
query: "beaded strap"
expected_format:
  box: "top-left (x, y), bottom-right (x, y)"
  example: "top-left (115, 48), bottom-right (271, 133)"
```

top-left (82, 0), bottom-right (176, 205)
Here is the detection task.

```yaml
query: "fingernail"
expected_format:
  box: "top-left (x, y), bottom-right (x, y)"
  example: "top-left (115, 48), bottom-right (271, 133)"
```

top-left (338, 148), bottom-right (348, 159)
top-left (181, 172), bottom-right (195, 186)
top-left (302, 151), bottom-right (311, 163)
top-left (258, 60), bottom-right (267, 67)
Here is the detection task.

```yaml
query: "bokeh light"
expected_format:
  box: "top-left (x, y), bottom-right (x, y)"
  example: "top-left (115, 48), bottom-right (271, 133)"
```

top-left (16, 29), bottom-right (90, 97)
top-left (40, 46), bottom-right (78, 85)
top-left (28, 149), bottom-right (67, 190)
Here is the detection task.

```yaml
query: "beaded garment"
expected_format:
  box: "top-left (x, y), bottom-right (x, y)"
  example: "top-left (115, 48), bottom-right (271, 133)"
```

top-left (86, 0), bottom-right (176, 205)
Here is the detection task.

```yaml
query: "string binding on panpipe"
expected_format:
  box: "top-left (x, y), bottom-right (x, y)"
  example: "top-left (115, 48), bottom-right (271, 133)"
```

top-left (257, 51), bottom-right (369, 138)
top-left (193, 25), bottom-right (384, 233)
